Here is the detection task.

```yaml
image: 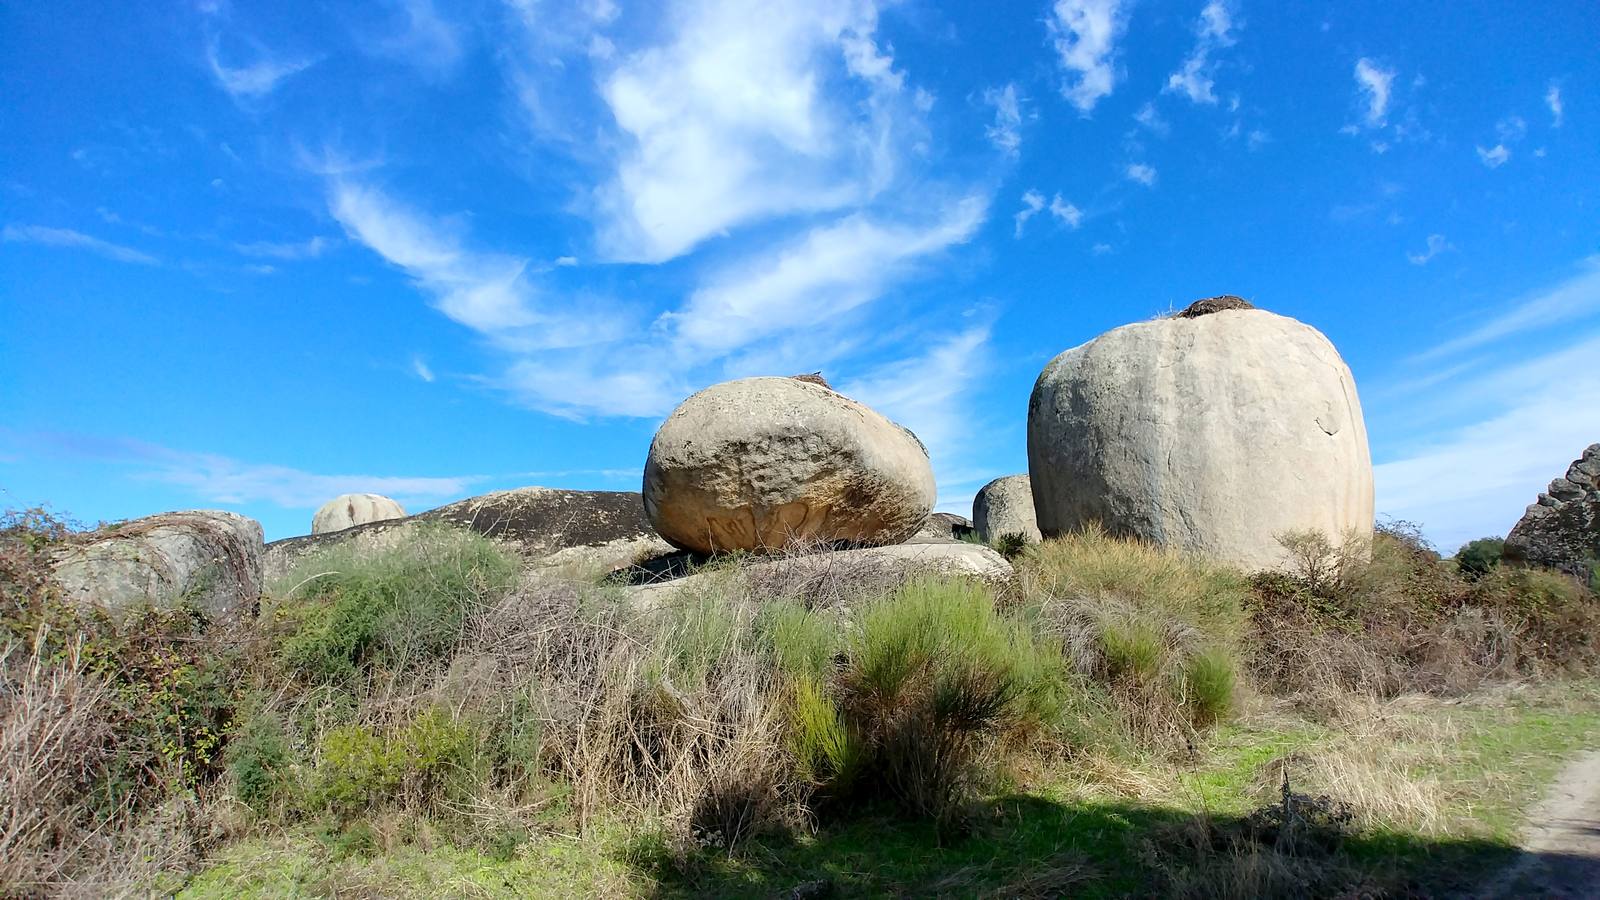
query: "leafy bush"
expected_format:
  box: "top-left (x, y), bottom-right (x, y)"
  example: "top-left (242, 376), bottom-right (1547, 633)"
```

top-left (1455, 537), bottom-right (1505, 581)
top-left (275, 526), bottom-right (517, 682)
top-left (227, 713), bottom-right (296, 813)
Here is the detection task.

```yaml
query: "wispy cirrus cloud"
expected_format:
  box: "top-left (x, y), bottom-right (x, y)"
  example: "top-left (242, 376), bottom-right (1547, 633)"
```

top-left (1406, 233), bottom-right (1453, 266)
top-left (667, 198), bottom-right (986, 357)
top-left (1165, 0), bottom-right (1238, 105)
top-left (1410, 257), bottom-right (1600, 362)
top-left (1049, 0), bottom-right (1129, 114)
top-left (2, 224), bottom-right (158, 265)
top-left (233, 235), bottom-right (334, 260)
top-left (205, 39), bottom-right (315, 100)
top-left (3, 430), bottom-right (481, 509)
top-left (1375, 331), bottom-right (1600, 553)
top-left (983, 83), bottom-right (1024, 156)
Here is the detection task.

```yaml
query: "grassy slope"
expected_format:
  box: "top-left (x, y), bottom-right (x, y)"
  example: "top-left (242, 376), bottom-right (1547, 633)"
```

top-left (181, 680), bottom-right (1600, 899)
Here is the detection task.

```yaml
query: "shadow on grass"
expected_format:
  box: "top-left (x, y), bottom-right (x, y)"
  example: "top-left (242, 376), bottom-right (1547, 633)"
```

top-left (621, 793), bottom-right (1545, 899)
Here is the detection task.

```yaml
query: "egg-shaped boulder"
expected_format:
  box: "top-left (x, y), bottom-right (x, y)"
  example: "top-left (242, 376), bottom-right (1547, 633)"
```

top-left (312, 493), bottom-right (407, 534)
top-left (974, 474), bottom-right (1042, 543)
top-left (643, 377), bottom-right (936, 554)
top-left (1026, 296), bottom-right (1374, 570)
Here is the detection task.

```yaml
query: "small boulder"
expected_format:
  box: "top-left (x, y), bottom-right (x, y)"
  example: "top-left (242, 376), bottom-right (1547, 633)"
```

top-left (973, 474), bottom-right (1041, 543)
top-left (50, 510), bottom-right (264, 616)
top-left (312, 493), bottom-right (407, 534)
top-left (643, 377), bottom-right (936, 554)
top-left (1504, 444), bottom-right (1600, 581)
top-left (1027, 298), bottom-right (1374, 571)
top-left (910, 512), bottom-right (977, 544)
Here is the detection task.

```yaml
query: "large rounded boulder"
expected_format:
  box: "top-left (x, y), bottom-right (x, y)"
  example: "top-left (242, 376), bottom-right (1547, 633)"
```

top-left (49, 510), bottom-right (264, 616)
top-left (643, 377), bottom-right (936, 554)
top-left (974, 474), bottom-right (1041, 543)
top-left (1026, 297), bottom-right (1373, 570)
top-left (312, 493), bottom-right (407, 534)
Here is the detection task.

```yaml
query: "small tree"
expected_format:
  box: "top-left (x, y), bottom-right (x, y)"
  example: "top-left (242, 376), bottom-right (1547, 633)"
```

top-left (1456, 537), bottom-right (1505, 581)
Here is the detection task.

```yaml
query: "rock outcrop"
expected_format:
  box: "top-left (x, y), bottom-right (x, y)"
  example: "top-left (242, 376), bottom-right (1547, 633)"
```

top-left (643, 377), bottom-right (936, 554)
top-left (1504, 444), bottom-right (1600, 581)
top-left (50, 510), bottom-right (264, 616)
top-left (1027, 297), bottom-right (1374, 571)
top-left (264, 488), bottom-right (669, 581)
top-left (312, 493), bottom-right (407, 534)
top-left (626, 542), bottom-right (1015, 608)
top-left (973, 474), bottom-right (1041, 543)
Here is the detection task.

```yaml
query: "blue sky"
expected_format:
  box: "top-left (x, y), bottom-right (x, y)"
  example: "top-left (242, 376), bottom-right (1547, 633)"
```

top-left (2, 0), bottom-right (1597, 553)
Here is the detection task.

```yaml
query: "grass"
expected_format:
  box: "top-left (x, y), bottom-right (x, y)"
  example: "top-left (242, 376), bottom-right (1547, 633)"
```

top-left (10, 506), bottom-right (1600, 898)
top-left (174, 682), bottom-right (1600, 898)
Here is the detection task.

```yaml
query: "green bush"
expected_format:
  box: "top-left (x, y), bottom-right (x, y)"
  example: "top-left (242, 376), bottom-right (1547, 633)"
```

top-left (227, 713), bottom-right (296, 813)
top-left (275, 526), bottom-right (517, 681)
top-left (314, 724), bottom-right (402, 815)
top-left (772, 578), bottom-right (1068, 823)
top-left (1021, 525), bottom-right (1248, 744)
top-left (1455, 537), bottom-right (1506, 581)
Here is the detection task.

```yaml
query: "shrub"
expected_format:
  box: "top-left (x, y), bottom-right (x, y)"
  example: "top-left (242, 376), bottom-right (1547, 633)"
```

top-left (992, 531), bottom-right (1030, 560)
top-left (1021, 525), bottom-right (1249, 746)
top-left (802, 578), bottom-right (1067, 823)
top-left (1250, 521), bottom-right (1600, 703)
top-left (1455, 537), bottom-right (1505, 581)
top-left (275, 526), bottom-right (517, 682)
top-left (227, 712), bottom-right (296, 813)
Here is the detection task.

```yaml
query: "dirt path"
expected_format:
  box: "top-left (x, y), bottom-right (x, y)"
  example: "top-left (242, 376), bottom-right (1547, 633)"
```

top-left (1477, 749), bottom-right (1600, 899)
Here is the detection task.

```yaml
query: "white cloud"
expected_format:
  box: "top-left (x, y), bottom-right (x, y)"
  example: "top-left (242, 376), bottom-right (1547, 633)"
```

top-left (1496, 115), bottom-right (1527, 143)
top-left (1411, 258), bottom-right (1600, 362)
top-left (412, 356), bottom-right (436, 382)
top-left (1014, 189), bottom-right (1046, 237)
top-left (840, 324), bottom-right (992, 507)
top-left (205, 39), bottom-right (314, 100)
top-left (377, 0), bottom-right (463, 76)
top-left (1049, 0), bottom-right (1129, 114)
top-left (1353, 57), bottom-right (1394, 127)
top-left (1049, 194), bottom-right (1083, 228)
top-left (1375, 332), bottom-right (1600, 553)
top-left (328, 181), bottom-right (623, 348)
top-left (12, 431), bottom-right (479, 510)
top-left (1546, 82), bottom-right (1564, 128)
top-left (1246, 128), bottom-right (1270, 150)
top-left (984, 83), bottom-right (1024, 156)
top-left (592, 0), bottom-right (912, 263)
top-left (1014, 190), bottom-right (1080, 235)
top-left (233, 235), bottom-right (333, 260)
top-left (668, 197), bottom-right (987, 357)
top-left (2, 224), bottom-right (158, 265)
top-left (1125, 162), bottom-right (1157, 186)
top-left (1406, 233), bottom-right (1453, 266)
top-left (1476, 143), bottom-right (1510, 167)
top-left (1133, 101), bottom-right (1169, 135)
top-left (1164, 0), bottom-right (1237, 105)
